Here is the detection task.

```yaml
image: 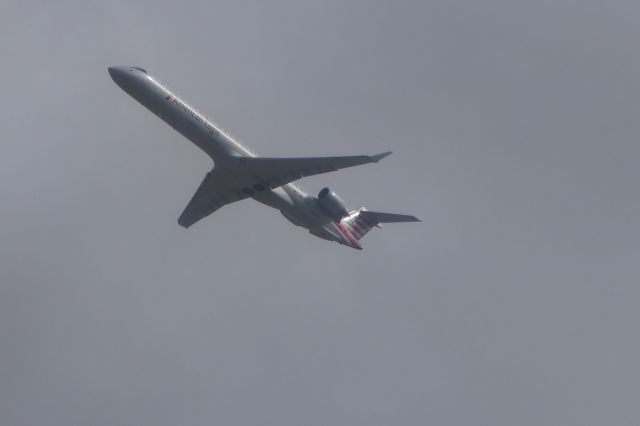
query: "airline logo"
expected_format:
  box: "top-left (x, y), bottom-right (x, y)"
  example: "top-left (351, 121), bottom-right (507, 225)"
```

top-left (339, 209), bottom-right (375, 241)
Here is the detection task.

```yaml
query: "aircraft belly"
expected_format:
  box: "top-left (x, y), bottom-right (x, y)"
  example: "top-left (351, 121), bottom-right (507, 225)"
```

top-left (252, 187), bottom-right (319, 230)
top-left (252, 187), bottom-right (294, 211)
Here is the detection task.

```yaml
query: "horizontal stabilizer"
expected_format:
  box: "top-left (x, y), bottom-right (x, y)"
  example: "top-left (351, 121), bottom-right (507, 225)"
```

top-left (370, 151), bottom-right (392, 162)
top-left (359, 211), bottom-right (421, 224)
top-left (338, 208), bottom-right (420, 246)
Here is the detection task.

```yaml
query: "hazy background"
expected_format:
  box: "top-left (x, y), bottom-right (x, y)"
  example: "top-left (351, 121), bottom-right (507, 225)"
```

top-left (1, 1), bottom-right (639, 425)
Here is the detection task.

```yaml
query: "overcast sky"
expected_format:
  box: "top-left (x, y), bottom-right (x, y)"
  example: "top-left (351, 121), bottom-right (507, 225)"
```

top-left (1, 1), bottom-right (639, 425)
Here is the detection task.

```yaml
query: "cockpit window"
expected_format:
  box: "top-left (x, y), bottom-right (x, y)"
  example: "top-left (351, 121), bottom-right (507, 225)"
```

top-left (131, 67), bottom-right (147, 73)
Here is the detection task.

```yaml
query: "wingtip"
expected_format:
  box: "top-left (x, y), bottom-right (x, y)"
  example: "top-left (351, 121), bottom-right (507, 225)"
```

top-left (397, 215), bottom-right (421, 222)
top-left (402, 214), bottom-right (421, 222)
top-left (371, 151), bottom-right (392, 163)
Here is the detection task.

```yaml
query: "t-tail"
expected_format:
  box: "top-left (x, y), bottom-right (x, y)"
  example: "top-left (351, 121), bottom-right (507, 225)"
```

top-left (337, 208), bottom-right (420, 249)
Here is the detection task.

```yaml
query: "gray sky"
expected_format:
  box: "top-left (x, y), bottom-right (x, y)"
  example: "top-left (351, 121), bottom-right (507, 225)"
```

top-left (1, 0), bottom-right (639, 425)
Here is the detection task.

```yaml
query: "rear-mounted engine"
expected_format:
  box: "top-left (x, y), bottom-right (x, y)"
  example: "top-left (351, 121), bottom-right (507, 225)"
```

top-left (317, 187), bottom-right (348, 220)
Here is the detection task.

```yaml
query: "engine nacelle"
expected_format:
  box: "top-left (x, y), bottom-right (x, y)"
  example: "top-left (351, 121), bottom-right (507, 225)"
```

top-left (317, 187), bottom-right (348, 220)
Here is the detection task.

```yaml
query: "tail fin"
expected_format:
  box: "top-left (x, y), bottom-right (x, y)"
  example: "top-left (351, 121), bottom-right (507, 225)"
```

top-left (340, 208), bottom-right (420, 241)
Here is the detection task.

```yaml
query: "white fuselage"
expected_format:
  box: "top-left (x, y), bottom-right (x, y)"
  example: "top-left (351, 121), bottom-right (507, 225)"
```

top-left (108, 66), bottom-right (353, 245)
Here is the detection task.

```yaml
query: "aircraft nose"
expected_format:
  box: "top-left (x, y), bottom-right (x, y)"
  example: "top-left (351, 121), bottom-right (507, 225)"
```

top-left (108, 66), bottom-right (128, 85)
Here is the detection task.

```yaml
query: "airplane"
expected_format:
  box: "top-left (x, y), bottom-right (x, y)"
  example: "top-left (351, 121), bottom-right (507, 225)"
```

top-left (108, 66), bottom-right (419, 249)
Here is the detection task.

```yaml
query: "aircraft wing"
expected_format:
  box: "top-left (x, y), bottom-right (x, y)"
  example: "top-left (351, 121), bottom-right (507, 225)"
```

top-left (178, 170), bottom-right (251, 228)
top-left (178, 152), bottom-right (391, 228)
top-left (233, 151), bottom-right (392, 188)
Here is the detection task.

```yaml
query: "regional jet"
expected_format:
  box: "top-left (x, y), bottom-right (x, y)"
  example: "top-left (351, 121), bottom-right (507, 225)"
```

top-left (108, 66), bottom-right (419, 249)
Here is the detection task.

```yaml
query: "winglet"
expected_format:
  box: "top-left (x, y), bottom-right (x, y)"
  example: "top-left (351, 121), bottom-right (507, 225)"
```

top-left (370, 151), bottom-right (392, 163)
